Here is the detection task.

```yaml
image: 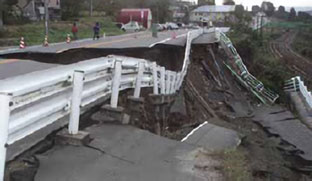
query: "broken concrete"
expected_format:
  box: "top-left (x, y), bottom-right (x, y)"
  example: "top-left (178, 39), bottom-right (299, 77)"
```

top-left (91, 105), bottom-right (130, 125)
top-left (289, 92), bottom-right (312, 129)
top-left (56, 129), bottom-right (91, 146)
top-left (127, 96), bottom-right (145, 113)
top-left (253, 105), bottom-right (312, 161)
top-left (35, 124), bottom-right (223, 181)
top-left (183, 120), bottom-right (241, 151)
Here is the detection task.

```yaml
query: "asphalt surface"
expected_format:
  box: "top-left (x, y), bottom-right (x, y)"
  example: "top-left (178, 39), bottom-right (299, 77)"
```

top-left (0, 30), bottom-right (189, 55)
top-left (0, 30), bottom-right (190, 80)
top-left (253, 105), bottom-right (312, 161)
top-left (0, 58), bottom-right (57, 80)
top-left (35, 123), bottom-right (239, 181)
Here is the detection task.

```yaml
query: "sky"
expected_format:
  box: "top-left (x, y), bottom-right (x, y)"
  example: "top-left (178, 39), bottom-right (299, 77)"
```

top-left (187, 0), bottom-right (312, 9)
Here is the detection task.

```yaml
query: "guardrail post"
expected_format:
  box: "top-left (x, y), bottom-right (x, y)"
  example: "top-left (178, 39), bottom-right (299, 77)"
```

top-left (134, 62), bottom-right (144, 98)
top-left (152, 62), bottom-right (159, 95)
top-left (171, 72), bottom-right (176, 94)
top-left (165, 71), bottom-right (171, 94)
top-left (160, 67), bottom-right (166, 94)
top-left (69, 71), bottom-right (84, 135)
top-left (0, 93), bottom-right (11, 181)
top-left (175, 72), bottom-right (181, 91)
top-left (111, 60), bottom-right (122, 108)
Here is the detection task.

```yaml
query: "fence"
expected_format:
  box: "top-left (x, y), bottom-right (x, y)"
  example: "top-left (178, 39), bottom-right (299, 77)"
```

top-left (284, 76), bottom-right (312, 108)
top-left (0, 29), bottom-right (203, 180)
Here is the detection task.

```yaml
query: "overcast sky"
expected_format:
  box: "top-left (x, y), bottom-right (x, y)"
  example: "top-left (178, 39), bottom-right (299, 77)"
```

top-left (188, 0), bottom-right (312, 8)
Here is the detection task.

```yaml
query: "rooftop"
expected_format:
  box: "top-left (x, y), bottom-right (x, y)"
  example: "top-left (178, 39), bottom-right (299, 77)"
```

top-left (192, 5), bottom-right (236, 13)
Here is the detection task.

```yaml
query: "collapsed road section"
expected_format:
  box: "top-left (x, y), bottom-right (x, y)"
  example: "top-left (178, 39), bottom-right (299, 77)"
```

top-left (1, 28), bottom-right (312, 180)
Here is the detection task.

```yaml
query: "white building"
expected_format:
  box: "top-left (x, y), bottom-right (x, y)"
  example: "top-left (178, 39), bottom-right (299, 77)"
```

top-left (190, 5), bottom-right (235, 23)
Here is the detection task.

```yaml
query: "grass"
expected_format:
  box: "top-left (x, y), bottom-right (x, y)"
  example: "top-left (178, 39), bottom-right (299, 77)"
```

top-left (211, 149), bottom-right (251, 181)
top-left (0, 16), bottom-right (124, 46)
top-left (292, 27), bottom-right (312, 60)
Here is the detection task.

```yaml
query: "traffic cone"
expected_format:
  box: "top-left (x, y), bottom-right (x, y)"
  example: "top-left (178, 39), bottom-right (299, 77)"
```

top-left (66, 34), bottom-right (71, 43)
top-left (19, 37), bottom-right (25, 49)
top-left (172, 31), bottom-right (177, 39)
top-left (43, 35), bottom-right (49, 47)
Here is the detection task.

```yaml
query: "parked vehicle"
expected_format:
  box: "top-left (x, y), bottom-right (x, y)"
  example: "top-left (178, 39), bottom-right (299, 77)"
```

top-left (115, 23), bottom-right (124, 29)
top-left (177, 22), bottom-right (185, 28)
top-left (166, 22), bottom-right (179, 30)
top-left (121, 21), bottom-right (141, 32)
top-left (160, 24), bottom-right (168, 30)
top-left (156, 24), bottom-right (164, 31)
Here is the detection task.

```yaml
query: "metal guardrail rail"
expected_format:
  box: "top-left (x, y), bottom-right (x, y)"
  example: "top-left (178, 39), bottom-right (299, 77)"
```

top-left (284, 76), bottom-right (312, 108)
top-left (218, 32), bottom-right (279, 104)
top-left (0, 29), bottom-right (203, 180)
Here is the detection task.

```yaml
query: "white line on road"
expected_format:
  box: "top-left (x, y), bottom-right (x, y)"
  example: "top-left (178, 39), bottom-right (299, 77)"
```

top-left (181, 121), bottom-right (208, 142)
top-left (149, 33), bottom-right (187, 48)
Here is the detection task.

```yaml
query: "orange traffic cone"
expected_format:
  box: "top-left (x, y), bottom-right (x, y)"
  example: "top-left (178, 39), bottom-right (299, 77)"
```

top-left (66, 34), bottom-right (71, 43)
top-left (19, 37), bottom-right (25, 49)
top-left (43, 35), bottom-right (49, 47)
top-left (172, 31), bottom-right (177, 39)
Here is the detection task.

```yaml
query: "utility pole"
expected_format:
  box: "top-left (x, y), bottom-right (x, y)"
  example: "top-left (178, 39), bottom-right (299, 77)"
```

top-left (44, 0), bottom-right (49, 36)
top-left (0, 0), bottom-right (3, 29)
top-left (260, 15), bottom-right (263, 45)
top-left (90, 0), bottom-right (93, 16)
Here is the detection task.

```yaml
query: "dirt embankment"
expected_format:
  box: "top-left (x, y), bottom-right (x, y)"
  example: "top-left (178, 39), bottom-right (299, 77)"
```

top-left (174, 44), bottom-right (311, 180)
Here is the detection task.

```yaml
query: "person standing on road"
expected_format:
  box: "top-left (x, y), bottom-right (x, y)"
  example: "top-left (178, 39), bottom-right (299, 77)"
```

top-left (71, 22), bottom-right (78, 40)
top-left (93, 22), bottom-right (100, 40)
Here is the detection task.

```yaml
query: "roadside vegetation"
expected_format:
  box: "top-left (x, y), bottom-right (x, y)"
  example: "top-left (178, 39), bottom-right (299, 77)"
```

top-left (228, 6), bottom-right (312, 100)
top-left (292, 26), bottom-right (312, 60)
top-left (0, 16), bottom-right (123, 46)
top-left (210, 149), bottom-right (251, 181)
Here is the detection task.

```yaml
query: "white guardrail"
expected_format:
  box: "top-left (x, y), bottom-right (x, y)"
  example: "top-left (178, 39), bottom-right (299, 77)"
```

top-left (0, 29), bottom-right (203, 180)
top-left (284, 76), bottom-right (312, 108)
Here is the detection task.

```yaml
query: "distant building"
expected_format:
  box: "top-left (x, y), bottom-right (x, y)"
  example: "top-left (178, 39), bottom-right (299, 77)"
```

top-left (117, 9), bottom-right (152, 29)
top-left (190, 5), bottom-right (235, 24)
top-left (170, 1), bottom-right (193, 23)
top-left (18, 0), bottom-right (61, 21)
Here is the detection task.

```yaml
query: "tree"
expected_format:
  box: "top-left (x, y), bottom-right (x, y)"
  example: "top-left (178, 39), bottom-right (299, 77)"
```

top-left (0, 0), bottom-right (3, 28)
top-left (198, 0), bottom-right (215, 6)
top-left (261, 1), bottom-right (275, 17)
top-left (298, 11), bottom-right (311, 22)
top-left (274, 5), bottom-right (288, 19)
top-left (252, 5), bottom-right (261, 13)
top-left (61, 0), bottom-right (84, 20)
top-left (288, 7), bottom-right (296, 21)
top-left (223, 0), bottom-right (235, 5)
top-left (278, 6), bottom-right (285, 13)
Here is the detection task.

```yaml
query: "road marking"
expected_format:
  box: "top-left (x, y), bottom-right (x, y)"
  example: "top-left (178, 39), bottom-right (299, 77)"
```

top-left (149, 33), bottom-right (187, 48)
top-left (181, 121), bottom-right (208, 142)
top-left (0, 59), bottom-right (20, 64)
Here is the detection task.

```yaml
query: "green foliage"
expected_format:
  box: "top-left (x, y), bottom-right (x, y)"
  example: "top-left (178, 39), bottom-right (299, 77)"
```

top-left (223, 0), bottom-right (235, 5)
top-left (61, 0), bottom-right (84, 20)
top-left (292, 27), bottom-right (312, 60)
top-left (261, 1), bottom-right (275, 17)
top-left (0, 17), bottom-right (123, 46)
top-left (212, 149), bottom-right (251, 181)
top-left (288, 7), bottom-right (296, 21)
